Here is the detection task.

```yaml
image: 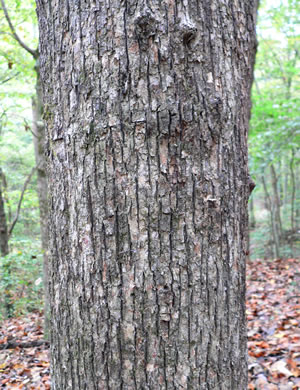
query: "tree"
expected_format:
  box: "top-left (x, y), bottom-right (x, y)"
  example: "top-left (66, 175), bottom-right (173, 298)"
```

top-left (0, 0), bottom-right (50, 331)
top-left (0, 168), bottom-right (8, 257)
top-left (0, 165), bottom-right (36, 316)
top-left (36, 1), bottom-right (258, 388)
top-left (249, 0), bottom-right (300, 258)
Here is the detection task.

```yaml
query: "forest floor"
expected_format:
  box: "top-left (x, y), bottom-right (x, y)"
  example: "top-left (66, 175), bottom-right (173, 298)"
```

top-left (0, 257), bottom-right (299, 389)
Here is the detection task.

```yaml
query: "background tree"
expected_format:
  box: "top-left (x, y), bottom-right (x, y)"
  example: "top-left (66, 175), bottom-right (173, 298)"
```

top-left (37, 0), bottom-right (258, 388)
top-left (249, 0), bottom-right (300, 259)
top-left (0, 1), bottom-right (44, 319)
top-left (0, 0), bottom-right (50, 330)
top-left (0, 168), bottom-right (8, 257)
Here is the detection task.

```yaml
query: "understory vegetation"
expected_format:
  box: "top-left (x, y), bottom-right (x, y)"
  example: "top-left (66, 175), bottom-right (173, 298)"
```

top-left (249, 0), bottom-right (299, 260)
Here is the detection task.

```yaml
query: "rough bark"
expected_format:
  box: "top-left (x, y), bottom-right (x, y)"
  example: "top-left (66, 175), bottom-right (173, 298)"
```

top-left (36, 1), bottom-right (258, 389)
top-left (32, 65), bottom-right (50, 338)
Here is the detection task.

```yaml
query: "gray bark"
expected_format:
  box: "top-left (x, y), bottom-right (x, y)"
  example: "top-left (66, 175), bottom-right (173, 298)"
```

top-left (32, 65), bottom-right (50, 338)
top-left (36, 1), bottom-right (258, 389)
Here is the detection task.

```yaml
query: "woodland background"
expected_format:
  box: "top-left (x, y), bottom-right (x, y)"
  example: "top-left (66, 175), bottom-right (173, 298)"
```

top-left (0, 0), bottom-right (299, 388)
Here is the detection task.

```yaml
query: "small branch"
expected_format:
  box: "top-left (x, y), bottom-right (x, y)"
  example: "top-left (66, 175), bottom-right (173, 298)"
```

top-left (23, 118), bottom-right (39, 138)
top-left (0, 339), bottom-right (49, 350)
top-left (0, 0), bottom-right (38, 58)
top-left (0, 109), bottom-right (8, 134)
top-left (29, 128), bottom-right (39, 138)
top-left (0, 72), bottom-right (20, 85)
top-left (8, 167), bottom-right (37, 237)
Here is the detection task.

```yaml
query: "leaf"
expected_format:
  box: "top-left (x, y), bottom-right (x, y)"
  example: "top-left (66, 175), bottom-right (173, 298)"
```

top-left (271, 360), bottom-right (293, 377)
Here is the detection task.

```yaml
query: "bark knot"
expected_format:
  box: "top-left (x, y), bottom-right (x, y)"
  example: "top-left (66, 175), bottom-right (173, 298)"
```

top-left (182, 28), bottom-right (197, 46)
top-left (178, 18), bottom-right (197, 47)
top-left (207, 198), bottom-right (218, 209)
top-left (248, 176), bottom-right (256, 195)
top-left (134, 11), bottom-right (158, 49)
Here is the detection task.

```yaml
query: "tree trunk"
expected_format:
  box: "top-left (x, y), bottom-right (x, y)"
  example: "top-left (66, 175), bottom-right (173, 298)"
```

top-left (290, 150), bottom-right (295, 232)
top-left (36, 1), bottom-right (258, 389)
top-left (0, 168), bottom-right (13, 316)
top-left (0, 169), bottom-right (9, 257)
top-left (296, 162), bottom-right (300, 227)
top-left (278, 159), bottom-right (284, 204)
top-left (270, 164), bottom-right (282, 240)
top-left (290, 149), bottom-right (296, 256)
top-left (32, 66), bottom-right (50, 338)
top-left (249, 195), bottom-right (256, 229)
top-left (262, 175), bottom-right (280, 259)
top-left (283, 157), bottom-right (289, 206)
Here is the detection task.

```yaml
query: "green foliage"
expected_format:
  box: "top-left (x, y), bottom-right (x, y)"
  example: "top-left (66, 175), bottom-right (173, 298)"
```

top-left (0, 0), bottom-right (37, 79)
top-left (0, 0), bottom-right (39, 243)
top-left (250, 5), bottom-right (300, 173)
top-left (249, 0), bottom-right (300, 259)
top-left (0, 248), bottom-right (43, 320)
top-left (0, 0), bottom-right (41, 320)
